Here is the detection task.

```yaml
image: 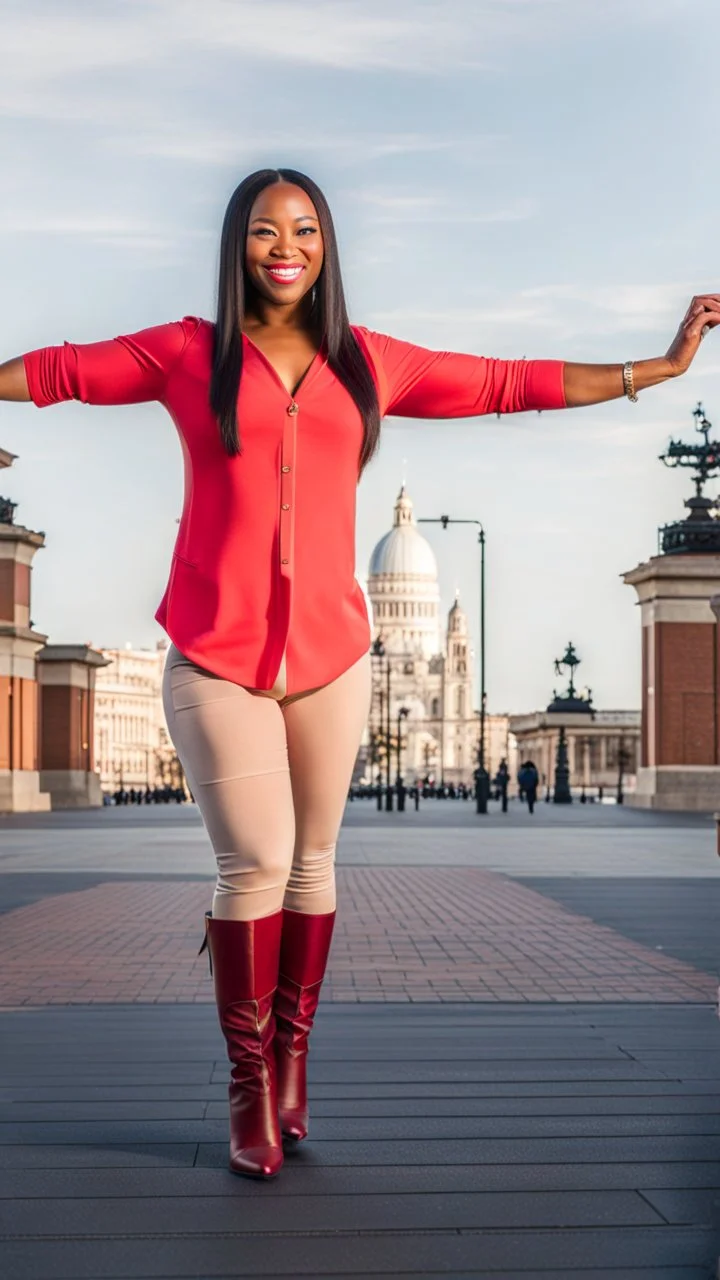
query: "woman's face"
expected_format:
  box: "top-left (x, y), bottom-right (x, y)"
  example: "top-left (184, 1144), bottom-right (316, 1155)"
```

top-left (245, 181), bottom-right (324, 310)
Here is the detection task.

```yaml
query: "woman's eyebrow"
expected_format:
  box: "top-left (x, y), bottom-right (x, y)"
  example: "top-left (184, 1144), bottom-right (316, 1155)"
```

top-left (249, 215), bottom-right (318, 225)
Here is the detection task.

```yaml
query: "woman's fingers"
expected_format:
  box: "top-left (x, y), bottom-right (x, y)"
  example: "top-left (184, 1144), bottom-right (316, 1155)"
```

top-left (683, 294), bottom-right (720, 324)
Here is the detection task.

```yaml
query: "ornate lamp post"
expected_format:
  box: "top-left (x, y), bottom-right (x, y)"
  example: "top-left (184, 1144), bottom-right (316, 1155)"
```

top-left (418, 515), bottom-right (488, 814)
top-left (658, 403), bottom-right (720, 554)
top-left (616, 732), bottom-right (630, 805)
top-left (384, 652), bottom-right (394, 811)
top-left (370, 636), bottom-right (386, 811)
top-left (547, 642), bottom-right (594, 805)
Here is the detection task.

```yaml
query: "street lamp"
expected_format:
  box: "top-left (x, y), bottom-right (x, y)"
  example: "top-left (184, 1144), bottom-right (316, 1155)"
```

top-left (616, 731), bottom-right (630, 805)
top-left (417, 514), bottom-right (489, 814)
top-left (370, 637), bottom-right (386, 810)
top-left (396, 705), bottom-right (410, 810)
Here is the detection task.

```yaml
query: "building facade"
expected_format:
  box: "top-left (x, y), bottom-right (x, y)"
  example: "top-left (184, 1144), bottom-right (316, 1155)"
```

top-left (623, 403), bottom-right (720, 810)
top-left (361, 486), bottom-right (501, 786)
top-left (509, 708), bottom-right (640, 797)
top-left (94, 640), bottom-right (182, 792)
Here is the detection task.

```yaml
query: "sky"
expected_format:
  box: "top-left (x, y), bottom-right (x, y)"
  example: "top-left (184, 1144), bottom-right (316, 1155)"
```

top-left (1, 0), bottom-right (718, 714)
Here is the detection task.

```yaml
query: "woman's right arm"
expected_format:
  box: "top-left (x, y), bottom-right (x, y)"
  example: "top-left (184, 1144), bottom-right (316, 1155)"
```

top-left (0, 358), bottom-right (30, 402)
top-left (0, 316), bottom-right (203, 409)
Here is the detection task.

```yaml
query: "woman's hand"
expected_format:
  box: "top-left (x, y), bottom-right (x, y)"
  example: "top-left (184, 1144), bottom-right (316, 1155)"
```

top-left (562, 291), bottom-right (720, 408)
top-left (664, 293), bottom-right (720, 377)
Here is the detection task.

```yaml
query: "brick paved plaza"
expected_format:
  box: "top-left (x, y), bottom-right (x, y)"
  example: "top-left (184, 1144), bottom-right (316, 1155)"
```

top-left (1, 800), bottom-right (719, 1276)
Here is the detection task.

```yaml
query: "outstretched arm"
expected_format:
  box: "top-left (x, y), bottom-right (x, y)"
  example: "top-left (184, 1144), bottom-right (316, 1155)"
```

top-left (357, 292), bottom-right (720, 418)
top-left (0, 316), bottom-right (202, 408)
top-left (0, 358), bottom-right (30, 401)
top-left (563, 293), bottom-right (720, 407)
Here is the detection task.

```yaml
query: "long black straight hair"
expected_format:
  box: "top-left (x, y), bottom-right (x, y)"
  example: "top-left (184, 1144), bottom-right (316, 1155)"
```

top-left (209, 168), bottom-right (381, 476)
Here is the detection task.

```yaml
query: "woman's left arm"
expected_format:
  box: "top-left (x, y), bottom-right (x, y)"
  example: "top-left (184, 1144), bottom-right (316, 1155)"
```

top-left (563, 292), bottom-right (720, 407)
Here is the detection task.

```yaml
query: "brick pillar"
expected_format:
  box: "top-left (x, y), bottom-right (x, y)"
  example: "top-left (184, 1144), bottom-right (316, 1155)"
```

top-left (623, 554), bottom-right (720, 810)
top-left (37, 645), bottom-right (111, 808)
top-left (0, 517), bottom-right (50, 813)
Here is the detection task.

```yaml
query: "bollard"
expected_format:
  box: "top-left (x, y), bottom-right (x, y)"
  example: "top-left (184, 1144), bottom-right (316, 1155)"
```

top-left (714, 813), bottom-right (720, 858)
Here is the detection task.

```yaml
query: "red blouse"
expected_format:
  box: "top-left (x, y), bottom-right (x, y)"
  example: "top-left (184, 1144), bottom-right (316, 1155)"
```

top-left (22, 318), bottom-right (566, 694)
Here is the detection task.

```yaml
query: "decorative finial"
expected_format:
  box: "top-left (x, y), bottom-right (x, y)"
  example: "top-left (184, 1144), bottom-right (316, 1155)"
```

top-left (658, 403), bottom-right (720, 553)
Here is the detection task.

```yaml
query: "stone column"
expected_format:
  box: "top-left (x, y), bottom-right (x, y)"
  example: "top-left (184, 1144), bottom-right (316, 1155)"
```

top-left (623, 554), bottom-right (720, 810)
top-left (0, 513), bottom-right (50, 813)
top-left (37, 645), bottom-right (111, 808)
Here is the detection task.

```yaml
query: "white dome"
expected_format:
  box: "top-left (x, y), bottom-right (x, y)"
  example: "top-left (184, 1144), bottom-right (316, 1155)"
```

top-left (368, 487), bottom-right (438, 578)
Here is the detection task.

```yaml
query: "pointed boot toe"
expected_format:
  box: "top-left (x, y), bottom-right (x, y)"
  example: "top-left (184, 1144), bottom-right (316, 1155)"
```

top-left (280, 1110), bottom-right (307, 1143)
top-left (230, 1143), bottom-right (284, 1179)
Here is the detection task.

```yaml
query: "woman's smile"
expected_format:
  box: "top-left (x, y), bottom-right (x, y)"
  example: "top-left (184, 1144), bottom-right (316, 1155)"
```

top-left (262, 264), bottom-right (306, 285)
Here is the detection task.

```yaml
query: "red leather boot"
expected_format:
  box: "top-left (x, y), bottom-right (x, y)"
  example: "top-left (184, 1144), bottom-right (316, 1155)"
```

top-left (273, 908), bottom-right (336, 1142)
top-left (199, 911), bottom-right (284, 1178)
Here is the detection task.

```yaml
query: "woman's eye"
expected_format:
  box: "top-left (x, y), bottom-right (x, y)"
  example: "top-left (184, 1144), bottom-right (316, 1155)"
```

top-left (252, 227), bottom-right (317, 237)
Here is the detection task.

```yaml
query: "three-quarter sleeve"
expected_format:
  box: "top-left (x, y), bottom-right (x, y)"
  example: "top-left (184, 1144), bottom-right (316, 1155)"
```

top-left (357, 327), bottom-right (566, 418)
top-left (22, 315), bottom-right (203, 408)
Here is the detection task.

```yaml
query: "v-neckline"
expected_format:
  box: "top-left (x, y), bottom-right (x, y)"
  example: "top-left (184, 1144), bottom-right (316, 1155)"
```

top-left (242, 331), bottom-right (326, 401)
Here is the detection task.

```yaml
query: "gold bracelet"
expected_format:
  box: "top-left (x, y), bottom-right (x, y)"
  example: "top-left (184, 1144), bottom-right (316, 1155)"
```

top-left (623, 361), bottom-right (638, 402)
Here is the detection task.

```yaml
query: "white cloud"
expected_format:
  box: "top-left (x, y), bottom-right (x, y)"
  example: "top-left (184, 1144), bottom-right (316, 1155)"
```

top-left (350, 187), bottom-right (535, 225)
top-left (370, 305), bottom-right (549, 327)
top-left (0, 0), bottom-right (688, 124)
top-left (522, 282), bottom-right (685, 329)
top-left (0, 211), bottom-right (212, 251)
top-left (121, 129), bottom-right (473, 167)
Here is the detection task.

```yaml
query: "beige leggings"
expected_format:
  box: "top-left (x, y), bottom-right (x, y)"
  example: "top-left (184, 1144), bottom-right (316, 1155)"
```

top-left (162, 644), bottom-right (372, 920)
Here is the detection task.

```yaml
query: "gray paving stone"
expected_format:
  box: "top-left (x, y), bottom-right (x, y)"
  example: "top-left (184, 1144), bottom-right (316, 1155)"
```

top-left (0, 1160), bottom-right (718, 1200)
top-left (0, 1103), bottom-right (206, 1123)
top-left (0, 1188), bottom-right (667, 1235)
top-left (0, 1144), bottom-right (197, 1169)
top-left (195, 1134), bottom-right (720, 1167)
top-left (639, 1187), bottom-right (720, 1225)
top-left (2, 1001), bottom-right (719, 1276)
top-left (209, 1060), bottom-right (672, 1084)
top-left (202, 1272), bottom-right (713, 1280)
top-left (518, 875), bottom-right (720, 976)
top-left (0, 1227), bottom-right (717, 1277)
top-left (203, 1107), bottom-right (720, 1138)
top-left (3, 1079), bottom-right (720, 1103)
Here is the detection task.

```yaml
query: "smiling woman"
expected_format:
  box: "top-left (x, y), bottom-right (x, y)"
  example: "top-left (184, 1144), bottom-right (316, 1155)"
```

top-left (0, 164), bottom-right (718, 1185)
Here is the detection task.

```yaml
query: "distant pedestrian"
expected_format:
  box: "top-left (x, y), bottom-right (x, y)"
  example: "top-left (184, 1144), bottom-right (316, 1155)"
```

top-left (495, 758), bottom-right (510, 813)
top-left (518, 760), bottom-right (539, 814)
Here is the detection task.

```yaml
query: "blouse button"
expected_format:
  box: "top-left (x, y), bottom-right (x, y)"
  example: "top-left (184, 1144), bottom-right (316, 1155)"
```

top-left (281, 558), bottom-right (289, 565)
top-left (287, 402), bottom-right (299, 415)
top-left (281, 503), bottom-right (290, 510)
top-left (281, 465), bottom-right (291, 473)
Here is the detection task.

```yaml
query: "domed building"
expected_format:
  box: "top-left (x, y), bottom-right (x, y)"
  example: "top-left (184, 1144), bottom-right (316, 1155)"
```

top-left (360, 486), bottom-right (480, 786)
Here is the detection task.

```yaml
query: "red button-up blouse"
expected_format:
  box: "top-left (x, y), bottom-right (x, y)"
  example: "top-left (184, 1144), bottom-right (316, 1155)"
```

top-left (22, 317), bottom-right (566, 694)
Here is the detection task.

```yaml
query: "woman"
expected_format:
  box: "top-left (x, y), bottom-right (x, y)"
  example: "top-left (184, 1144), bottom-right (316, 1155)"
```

top-left (1, 168), bottom-right (717, 1180)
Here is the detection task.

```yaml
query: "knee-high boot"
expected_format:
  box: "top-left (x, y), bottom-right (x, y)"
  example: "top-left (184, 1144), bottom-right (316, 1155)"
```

top-left (273, 907), bottom-right (336, 1142)
top-left (199, 911), bottom-right (284, 1178)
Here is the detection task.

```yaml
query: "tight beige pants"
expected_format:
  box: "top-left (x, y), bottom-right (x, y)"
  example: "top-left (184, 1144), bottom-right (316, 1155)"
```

top-left (162, 644), bottom-right (372, 921)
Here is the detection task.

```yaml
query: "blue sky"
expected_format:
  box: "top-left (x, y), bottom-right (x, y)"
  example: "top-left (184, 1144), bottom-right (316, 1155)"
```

top-left (1, 0), bottom-right (718, 713)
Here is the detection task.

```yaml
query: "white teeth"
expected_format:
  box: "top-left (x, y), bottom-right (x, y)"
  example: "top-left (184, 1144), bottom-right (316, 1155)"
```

top-left (267, 267), bottom-right (303, 277)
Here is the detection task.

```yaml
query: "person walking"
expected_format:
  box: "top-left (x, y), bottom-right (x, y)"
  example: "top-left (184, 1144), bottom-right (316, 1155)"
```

top-left (518, 760), bottom-right (540, 815)
top-left (495, 758), bottom-right (510, 813)
top-left (1, 168), bottom-right (717, 1180)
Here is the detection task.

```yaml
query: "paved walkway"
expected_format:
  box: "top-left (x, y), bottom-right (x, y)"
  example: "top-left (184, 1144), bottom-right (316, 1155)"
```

top-left (0, 803), bottom-right (719, 1277)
